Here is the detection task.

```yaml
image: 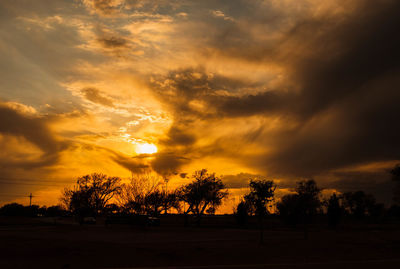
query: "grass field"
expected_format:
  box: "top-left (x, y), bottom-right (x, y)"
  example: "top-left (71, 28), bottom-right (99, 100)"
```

top-left (1, 217), bottom-right (400, 269)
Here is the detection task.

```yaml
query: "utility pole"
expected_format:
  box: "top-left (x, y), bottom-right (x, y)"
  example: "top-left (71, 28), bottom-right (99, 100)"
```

top-left (28, 193), bottom-right (34, 206)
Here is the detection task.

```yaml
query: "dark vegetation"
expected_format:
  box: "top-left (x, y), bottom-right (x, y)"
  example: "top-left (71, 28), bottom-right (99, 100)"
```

top-left (2, 167), bottom-right (400, 233)
top-left (1, 167), bottom-right (400, 268)
top-left (0, 203), bottom-right (67, 218)
top-left (0, 165), bottom-right (400, 227)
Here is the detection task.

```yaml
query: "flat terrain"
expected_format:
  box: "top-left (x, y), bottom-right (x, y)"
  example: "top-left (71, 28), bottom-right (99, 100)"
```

top-left (1, 218), bottom-right (400, 269)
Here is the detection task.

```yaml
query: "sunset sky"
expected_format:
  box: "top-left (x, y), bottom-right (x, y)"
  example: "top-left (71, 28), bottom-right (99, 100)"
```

top-left (1, 0), bottom-right (399, 209)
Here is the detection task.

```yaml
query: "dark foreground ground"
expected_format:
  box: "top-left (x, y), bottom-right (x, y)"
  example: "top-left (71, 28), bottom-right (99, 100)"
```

top-left (1, 217), bottom-right (400, 269)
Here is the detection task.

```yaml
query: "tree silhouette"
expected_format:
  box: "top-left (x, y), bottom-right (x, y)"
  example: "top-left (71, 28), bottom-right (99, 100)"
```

top-left (45, 205), bottom-right (66, 217)
top-left (277, 179), bottom-right (321, 239)
top-left (117, 172), bottom-right (180, 216)
top-left (0, 203), bottom-right (66, 217)
top-left (241, 180), bottom-right (276, 243)
top-left (341, 191), bottom-right (376, 219)
top-left (144, 189), bottom-right (165, 216)
top-left (295, 179), bottom-right (322, 239)
top-left (117, 171), bottom-right (162, 214)
top-left (277, 194), bottom-right (301, 225)
top-left (162, 191), bottom-right (181, 214)
top-left (178, 169), bottom-right (228, 225)
top-left (61, 173), bottom-right (121, 221)
top-left (327, 193), bottom-right (342, 228)
top-left (390, 164), bottom-right (400, 204)
top-left (0, 203), bottom-right (26, 216)
top-left (235, 200), bottom-right (252, 227)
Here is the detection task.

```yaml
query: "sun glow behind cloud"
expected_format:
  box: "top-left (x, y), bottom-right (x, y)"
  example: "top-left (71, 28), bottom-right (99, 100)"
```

top-left (135, 143), bottom-right (158, 154)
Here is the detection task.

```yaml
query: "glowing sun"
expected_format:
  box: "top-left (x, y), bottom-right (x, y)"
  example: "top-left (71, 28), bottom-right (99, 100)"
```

top-left (136, 143), bottom-right (158, 154)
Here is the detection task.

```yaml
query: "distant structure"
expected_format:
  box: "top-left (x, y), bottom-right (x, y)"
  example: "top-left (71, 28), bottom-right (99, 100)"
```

top-left (27, 193), bottom-right (35, 206)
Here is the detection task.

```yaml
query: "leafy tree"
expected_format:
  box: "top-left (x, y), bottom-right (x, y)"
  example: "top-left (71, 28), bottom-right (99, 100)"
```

top-left (277, 194), bottom-right (302, 225)
top-left (61, 173), bottom-right (121, 220)
top-left (341, 191), bottom-right (376, 219)
top-left (369, 202), bottom-right (385, 222)
top-left (242, 179), bottom-right (276, 243)
top-left (391, 164), bottom-right (400, 181)
top-left (277, 179), bottom-right (321, 239)
top-left (45, 205), bottom-right (67, 217)
top-left (390, 164), bottom-right (400, 204)
top-left (178, 169), bottom-right (228, 225)
top-left (0, 203), bottom-right (42, 217)
top-left (235, 200), bottom-right (252, 227)
top-left (295, 179), bottom-right (322, 215)
top-left (387, 204), bottom-right (400, 220)
top-left (244, 180), bottom-right (276, 216)
top-left (0, 203), bottom-right (25, 216)
top-left (327, 193), bottom-right (343, 228)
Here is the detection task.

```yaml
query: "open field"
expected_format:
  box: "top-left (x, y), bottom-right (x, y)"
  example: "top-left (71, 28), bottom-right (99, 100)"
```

top-left (1, 217), bottom-right (400, 269)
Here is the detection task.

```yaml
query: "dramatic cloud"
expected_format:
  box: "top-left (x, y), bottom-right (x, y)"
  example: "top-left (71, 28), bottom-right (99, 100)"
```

top-left (1, 0), bottom-right (399, 207)
top-left (81, 87), bottom-right (115, 107)
top-left (83, 0), bottom-right (125, 16)
top-left (0, 103), bottom-right (68, 168)
top-left (151, 0), bottom-right (400, 171)
top-left (97, 36), bottom-right (128, 49)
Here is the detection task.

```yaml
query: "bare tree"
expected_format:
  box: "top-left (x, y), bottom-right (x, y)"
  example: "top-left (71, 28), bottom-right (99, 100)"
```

top-left (117, 171), bottom-right (162, 214)
top-left (117, 171), bottom-right (180, 216)
top-left (61, 173), bottom-right (121, 220)
top-left (144, 189), bottom-right (165, 216)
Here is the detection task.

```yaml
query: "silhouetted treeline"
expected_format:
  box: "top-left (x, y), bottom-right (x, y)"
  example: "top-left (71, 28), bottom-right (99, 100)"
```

top-left (57, 170), bottom-right (228, 225)
top-left (2, 165), bottom-right (400, 230)
top-left (0, 203), bottom-right (67, 217)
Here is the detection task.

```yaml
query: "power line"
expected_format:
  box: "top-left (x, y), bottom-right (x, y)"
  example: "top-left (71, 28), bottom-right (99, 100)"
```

top-left (0, 181), bottom-right (69, 187)
top-left (0, 177), bottom-right (74, 184)
top-left (0, 194), bottom-right (30, 197)
top-left (0, 177), bottom-right (75, 188)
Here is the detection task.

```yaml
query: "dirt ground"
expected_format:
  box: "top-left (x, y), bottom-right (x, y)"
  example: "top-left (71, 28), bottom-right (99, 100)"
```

top-left (1, 217), bottom-right (400, 269)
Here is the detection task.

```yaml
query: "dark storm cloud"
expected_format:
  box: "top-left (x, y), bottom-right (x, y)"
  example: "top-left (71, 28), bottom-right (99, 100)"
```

top-left (81, 87), bottom-right (115, 107)
top-left (151, 67), bottom-right (270, 119)
top-left (0, 104), bottom-right (68, 168)
top-left (160, 126), bottom-right (196, 147)
top-left (150, 0), bottom-right (400, 182)
top-left (259, 0), bottom-right (400, 176)
top-left (321, 170), bottom-right (396, 205)
top-left (76, 144), bottom-right (150, 173)
top-left (111, 153), bottom-right (149, 173)
top-left (97, 36), bottom-right (128, 49)
top-left (151, 153), bottom-right (190, 176)
top-left (222, 173), bottom-right (267, 189)
top-left (282, 1), bottom-right (400, 118)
